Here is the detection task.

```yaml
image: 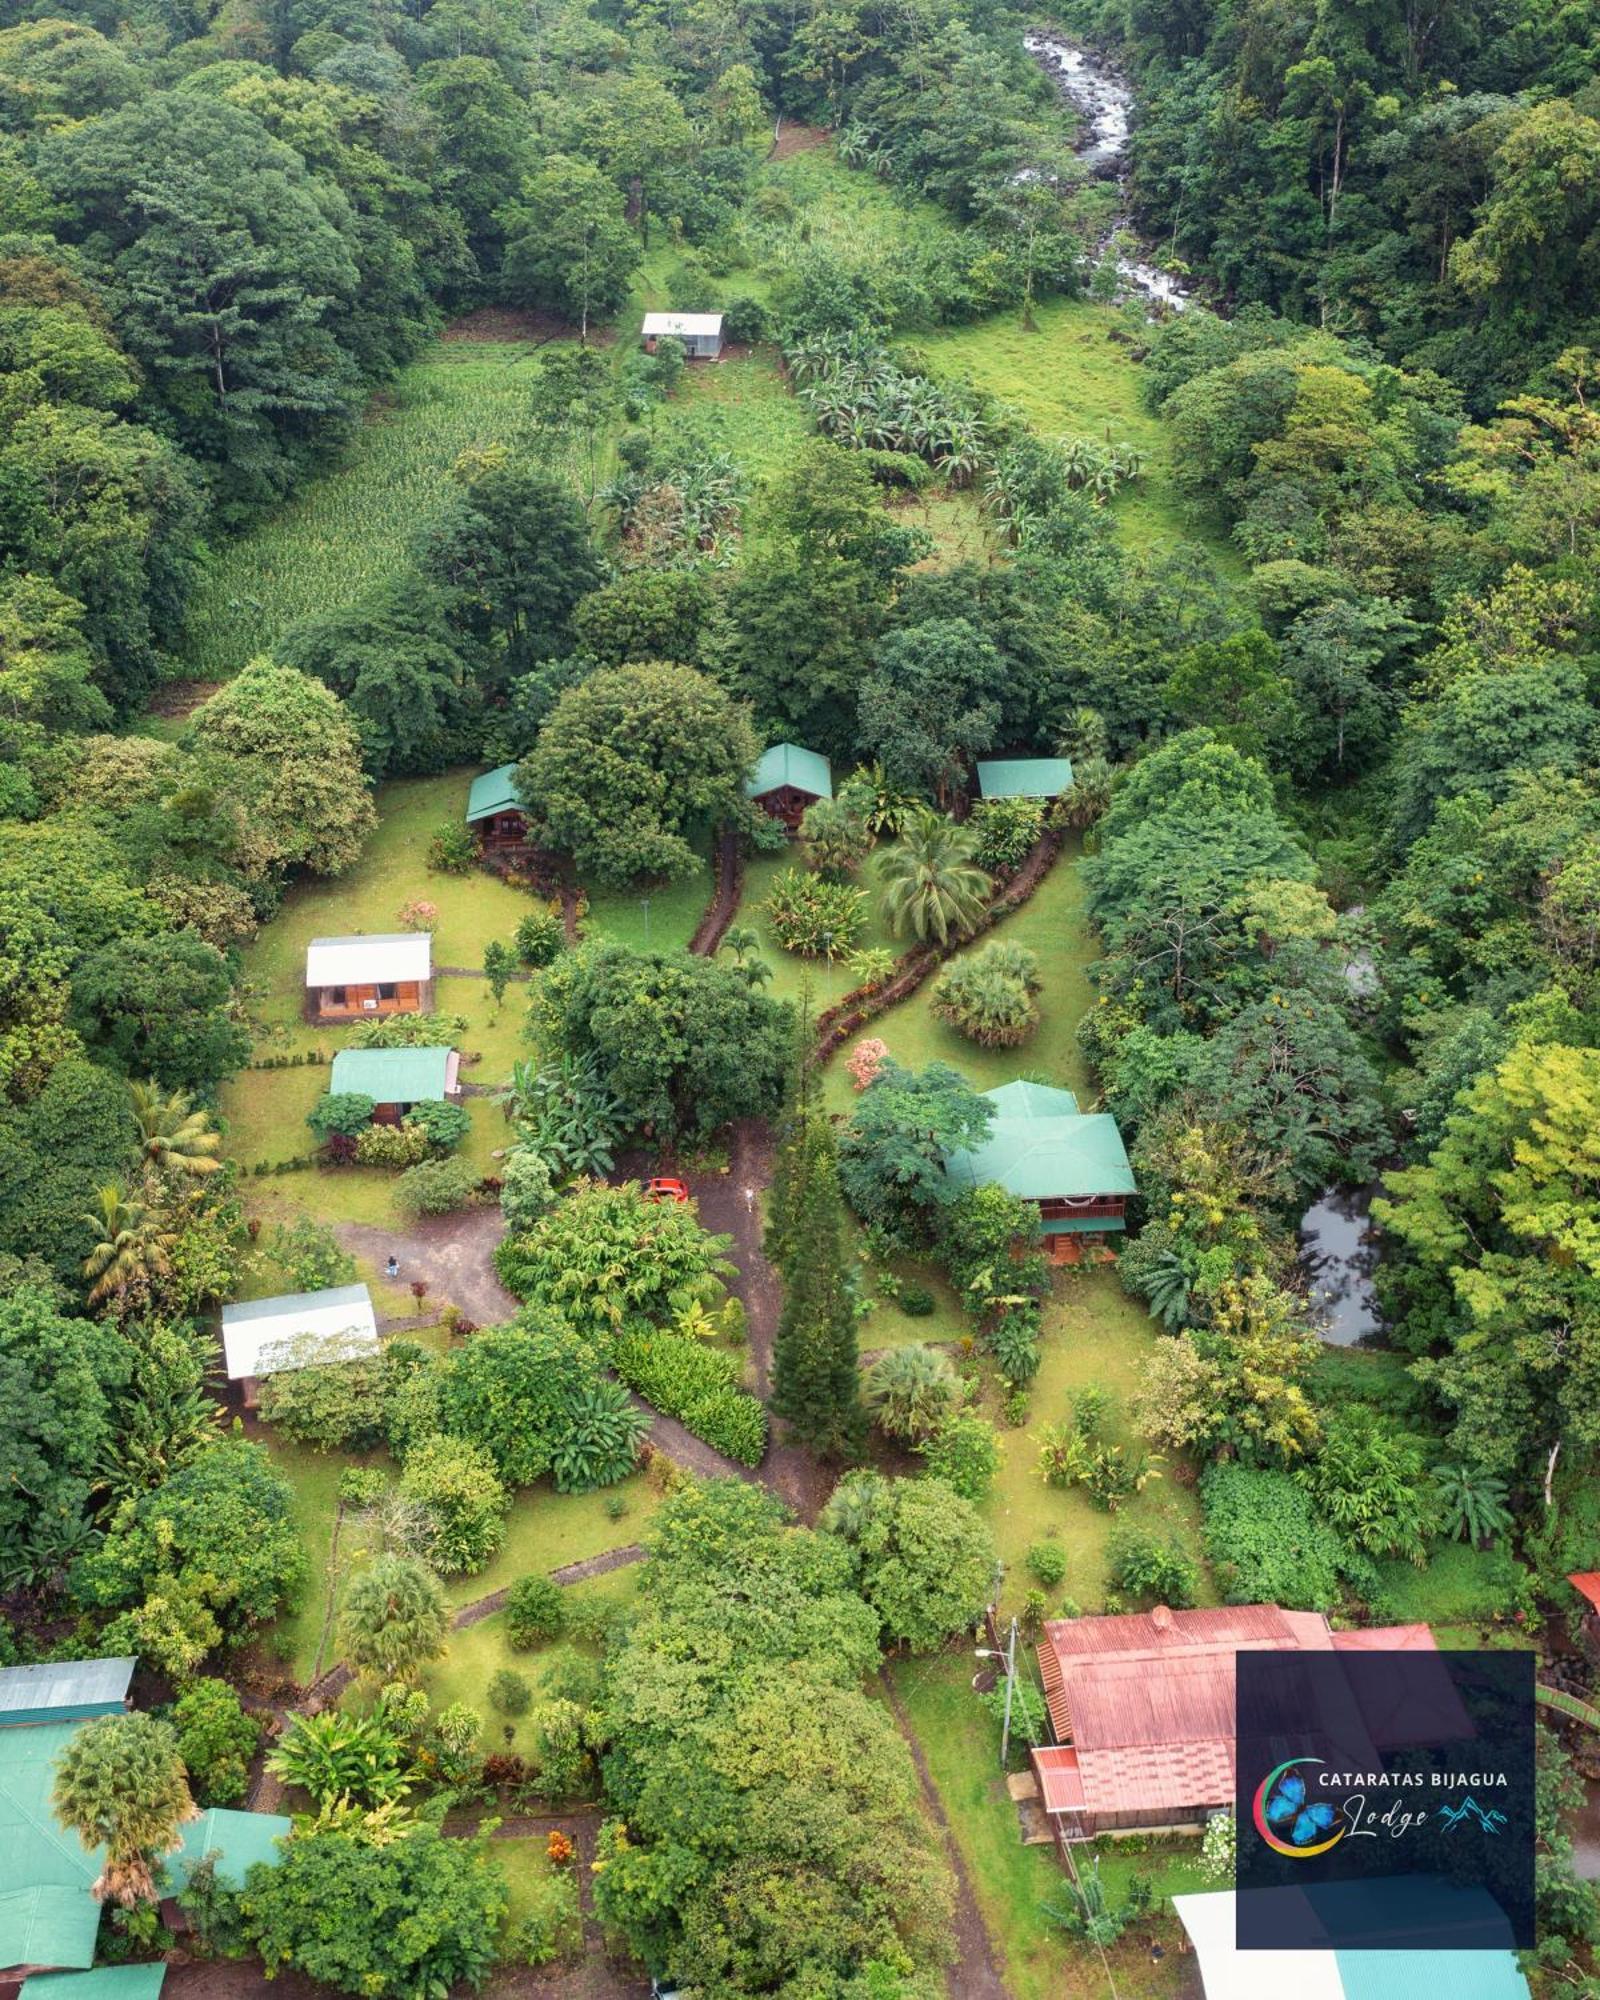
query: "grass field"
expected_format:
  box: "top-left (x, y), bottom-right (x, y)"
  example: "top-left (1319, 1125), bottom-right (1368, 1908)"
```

top-left (818, 841), bottom-right (1096, 1119)
top-left (922, 300), bottom-right (1238, 563)
top-left (887, 1654), bottom-right (1202, 2000)
top-left (181, 342), bottom-right (545, 677)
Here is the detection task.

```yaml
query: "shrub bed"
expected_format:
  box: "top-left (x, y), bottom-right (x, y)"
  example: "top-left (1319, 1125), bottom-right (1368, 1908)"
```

top-left (613, 1328), bottom-right (767, 1466)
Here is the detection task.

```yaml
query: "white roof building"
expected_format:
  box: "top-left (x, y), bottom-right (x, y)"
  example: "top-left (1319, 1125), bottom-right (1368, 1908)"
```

top-left (221, 1284), bottom-right (380, 1383)
top-left (640, 312), bottom-right (723, 340)
top-left (304, 933), bottom-right (432, 989)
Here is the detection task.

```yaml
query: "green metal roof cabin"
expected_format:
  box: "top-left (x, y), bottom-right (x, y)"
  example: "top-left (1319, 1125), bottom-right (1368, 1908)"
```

top-left (975, 756), bottom-right (1075, 800)
top-left (745, 743), bottom-right (833, 830)
top-left (21, 1965), bottom-right (167, 2000)
top-left (328, 1045), bottom-right (458, 1108)
top-left (943, 1079), bottom-right (1134, 1260)
top-left (169, 1809), bottom-right (292, 1892)
top-left (465, 763), bottom-right (523, 823)
top-left (0, 1661), bottom-right (132, 1730)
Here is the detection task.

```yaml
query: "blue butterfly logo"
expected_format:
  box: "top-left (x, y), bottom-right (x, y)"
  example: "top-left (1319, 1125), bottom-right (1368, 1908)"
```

top-left (1264, 1770), bottom-right (1340, 1848)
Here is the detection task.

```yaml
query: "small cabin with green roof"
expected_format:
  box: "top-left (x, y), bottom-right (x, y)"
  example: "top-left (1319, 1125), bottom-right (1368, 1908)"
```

top-left (745, 743), bottom-right (832, 832)
top-left (975, 756), bottom-right (1074, 801)
top-left (328, 1046), bottom-right (459, 1123)
top-left (465, 763), bottom-right (528, 849)
top-left (944, 1079), bottom-right (1134, 1261)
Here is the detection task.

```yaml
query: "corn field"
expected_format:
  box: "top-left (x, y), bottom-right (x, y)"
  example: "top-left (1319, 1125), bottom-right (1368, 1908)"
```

top-left (180, 340), bottom-right (544, 678)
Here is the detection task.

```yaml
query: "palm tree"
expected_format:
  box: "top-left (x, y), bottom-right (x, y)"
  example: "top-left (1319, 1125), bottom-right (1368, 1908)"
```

top-left (877, 808), bottom-right (993, 946)
top-left (340, 1552), bottom-right (449, 1681)
top-left (82, 1184), bottom-right (175, 1307)
top-left (128, 1080), bottom-right (222, 1177)
top-left (1432, 1463), bottom-right (1513, 1547)
top-left (864, 1343), bottom-right (959, 1443)
top-left (53, 1713), bottom-right (197, 1906)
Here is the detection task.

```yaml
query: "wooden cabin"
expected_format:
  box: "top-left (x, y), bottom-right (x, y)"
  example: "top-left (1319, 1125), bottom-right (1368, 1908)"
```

top-left (640, 311), bottom-right (724, 360)
top-left (328, 1046), bottom-right (460, 1124)
top-left (745, 742), bottom-right (833, 833)
top-left (220, 1283), bottom-right (380, 1410)
top-left (465, 763), bottom-right (528, 850)
top-left (943, 1079), bottom-right (1134, 1261)
top-left (304, 933), bottom-right (432, 1021)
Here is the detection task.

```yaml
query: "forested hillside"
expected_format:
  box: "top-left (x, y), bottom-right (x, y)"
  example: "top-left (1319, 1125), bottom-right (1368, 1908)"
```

top-left (5, 0), bottom-right (1600, 1990)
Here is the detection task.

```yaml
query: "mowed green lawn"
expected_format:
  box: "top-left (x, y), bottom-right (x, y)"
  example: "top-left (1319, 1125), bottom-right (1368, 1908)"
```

top-left (181, 339), bottom-right (545, 677)
top-left (922, 300), bottom-right (1238, 563)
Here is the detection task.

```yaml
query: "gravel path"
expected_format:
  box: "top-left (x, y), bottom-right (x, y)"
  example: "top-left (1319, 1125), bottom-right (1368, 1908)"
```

top-left (337, 1208), bottom-right (520, 1328)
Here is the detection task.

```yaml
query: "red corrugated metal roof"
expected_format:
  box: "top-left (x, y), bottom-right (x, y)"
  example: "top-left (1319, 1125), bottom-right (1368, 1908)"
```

top-left (1031, 1746), bottom-right (1086, 1812)
top-left (1570, 1572), bottom-right (1600, 1612)
top-left (1036, 1607), bottom-right (1439, 1819)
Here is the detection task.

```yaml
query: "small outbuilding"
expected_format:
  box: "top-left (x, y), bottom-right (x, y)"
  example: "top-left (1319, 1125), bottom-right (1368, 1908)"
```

top-left (640, 311), bottom-right (723, 360)
top-left (304, 933), bottom-right (432, 1022)
top-left (943, 1078), bottom-right (1134, 1260)
top-left (465, 764), bottom-right (528, 849)
top-left (745, 743), bottom-right (833, 832)
top-left (220, 1283), bottom-right (380, 1408)
top-left (328, 1046), bottom-right (460, 1123)
top-left (975, 756), bottom-right (1074, 801)
top-left (0, 1660), bottom-right (132, 1731)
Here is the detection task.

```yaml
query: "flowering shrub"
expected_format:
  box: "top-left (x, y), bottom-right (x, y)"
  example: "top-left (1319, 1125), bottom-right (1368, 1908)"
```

top-left (397, 899), bottom-right (437, 931)
top-left (846, 1037), bottom-right (889, 1091)
top-left (546, 1830), bottom-right (574, 1867)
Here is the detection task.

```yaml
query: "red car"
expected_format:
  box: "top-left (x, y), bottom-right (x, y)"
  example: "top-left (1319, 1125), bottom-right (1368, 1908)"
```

top-left (644, 1177), bottom-right (691, 1205)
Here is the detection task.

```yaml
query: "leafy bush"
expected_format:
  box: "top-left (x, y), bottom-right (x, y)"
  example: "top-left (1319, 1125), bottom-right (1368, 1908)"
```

top-left (349, 1011), bottom-right (468, 1050)
top-left (970, 796), bottom-right (1044, 875)
top-left (1026, 1541), bottom-right (1068, 1588)
top-left (488, 1668), bottom-right (532, 1717)
top-left (513, 1875), bottom-right (582, 1966)
top-left (308, 1092), bottom-right (375, 1141)
top-left (404, 1099), bottom-right (471, 1152)
top-left (397, 1436), bottom-right (509, 1576)
top-left (171, 1678), bottom-right (261, 1806)
top-left (931, 940), bottom-right (1042, 1046)
top-left (499, 1148), bottom-right (555, 1231)
top-left (515, 907), bottom-right (566, 967)
top-left (259, 1357), bottom-right (388, 1452)
top-left (354, 1120), bottom-right (429, 1167)
top-left (428, 818), bottom-right (477, 873)
top-left (917, 1411), bottom-right (1000, 1499)
top-left (986, 1311), bottom-right (1041, 1386)
top-left (613, 1327), bottom-right (768, 1465)
top-left (1200, 1464), bottom-right (1345, 1610)
top-left (545, 1378), bottom-right (648, 1492)
top-left (899, 1285), bottom-right (936, 1316)
top-left (394, 1157), bottom-right (479, 1218)
top-left (505, 1576), bottom-right (566, 1649)
top-left (1106, 1519), bottom-right (1200, 1608)
top-left (268, 1704), bottom-right (412, 1808)
top-left (720, 294), bottom-right (770, 344)
top-left (763, 867), bottom-right (867, 958)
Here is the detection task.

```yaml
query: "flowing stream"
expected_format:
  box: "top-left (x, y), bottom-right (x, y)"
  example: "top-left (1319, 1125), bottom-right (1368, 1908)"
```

top-left (1023, 32), bottom-right (1189, 312)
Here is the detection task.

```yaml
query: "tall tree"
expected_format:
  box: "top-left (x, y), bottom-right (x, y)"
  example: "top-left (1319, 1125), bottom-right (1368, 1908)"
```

top-left (771, 1113), bottom-right (866, 1461)
top-left (52, 1712), bottom-right (197, 1905)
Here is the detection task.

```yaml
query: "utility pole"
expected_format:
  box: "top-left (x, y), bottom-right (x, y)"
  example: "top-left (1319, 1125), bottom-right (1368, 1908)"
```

top-left (975, 1609), bottom-right (1021, 1770)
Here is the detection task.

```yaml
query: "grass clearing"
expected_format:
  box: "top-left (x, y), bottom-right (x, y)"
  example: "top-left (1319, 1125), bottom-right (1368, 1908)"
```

top-left (922, 300), bottom-right (1238, 564)
top-left (818, 841), bottom-right (1096, 1119)
top-left (181, 342), bottom-right (544, 677)
top-left (887, 1654), bottom-right (1198, 2000)
top-left (672, 346), bottom-right (815, 484)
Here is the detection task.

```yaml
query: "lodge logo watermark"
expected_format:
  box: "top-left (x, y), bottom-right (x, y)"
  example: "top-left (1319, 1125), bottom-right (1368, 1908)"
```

top-left (1253, 1754), bottom-right (1514, 1858)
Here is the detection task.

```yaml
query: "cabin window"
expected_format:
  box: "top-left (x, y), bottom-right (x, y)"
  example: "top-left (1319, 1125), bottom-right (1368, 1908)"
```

top-left (327, 986), bottom-right (346, 1006)
top-left (377, 982), bottom-right (396, 1000)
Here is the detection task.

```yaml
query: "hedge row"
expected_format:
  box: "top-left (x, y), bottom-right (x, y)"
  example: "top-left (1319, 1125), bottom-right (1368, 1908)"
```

top-left (613, 1328), bottom-right (767, 1467)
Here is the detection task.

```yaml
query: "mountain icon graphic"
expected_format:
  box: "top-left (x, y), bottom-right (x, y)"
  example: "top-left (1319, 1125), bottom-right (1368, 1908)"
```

top-left (1438, 1797), bottom-right (1509, 1834)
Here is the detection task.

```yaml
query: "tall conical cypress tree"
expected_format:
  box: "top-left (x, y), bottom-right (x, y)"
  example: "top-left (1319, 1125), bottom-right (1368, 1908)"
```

top-left (771, 1111), bottom-right (867, 1461)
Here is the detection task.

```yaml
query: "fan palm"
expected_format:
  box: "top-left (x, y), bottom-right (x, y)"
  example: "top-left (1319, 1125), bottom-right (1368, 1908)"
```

top-left (877, 808), bottom-right (993, 945)
top-left (82, 1184), bottom-right (176, 1306)
top-left (128, 1080), bottom-right (222, 1177)
top-left (52, 1713), bottom-right (197, 1906)
top-left (864, 1343), bottom-right (959, 1442)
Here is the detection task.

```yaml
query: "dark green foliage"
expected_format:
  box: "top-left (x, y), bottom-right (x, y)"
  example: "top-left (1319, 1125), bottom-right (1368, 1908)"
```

top-left (0, 1058), bottom-right (141, 1283)
top-left (1200, 1464), bottom-right (1346, 1612)
top-left (514, 908), bottom-right (564, 968)
top-left (403, 1099), bottom-right (470, 1152)
top-left (488, 1668), bottom-right (531, 1716)
top-left (504, 1576), bottom-right (565, 1649)
top-left (171, 1678), bottom-right (261, 1807)
top-left (393, 1157), bottom-right (477, 1217)
top-left (1105, 1520), bottom-right (1199, 1609)
top-left (820, 1470), bottom-right (995, 1651)
top-left (770, 1113), bottom-right (867, 1461)
top-left (307, 1093), bottom-right (375, 1141)
top-left (838, 1059), bottom-right (994, 1242)
top-left (613, 1327), bottom-right (767, 1465)
top-left (70, 932), bottom-right (249, 1091)
top-left (530, 943), bottom-right (794, 1140)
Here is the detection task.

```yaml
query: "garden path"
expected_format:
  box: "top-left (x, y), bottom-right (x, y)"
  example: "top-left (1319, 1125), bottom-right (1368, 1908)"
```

top-left (880, 1671), bottom-right (1009, 2000)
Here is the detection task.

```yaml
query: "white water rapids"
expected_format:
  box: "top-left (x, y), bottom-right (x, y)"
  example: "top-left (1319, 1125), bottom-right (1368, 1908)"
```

top-left (1023, 32), bottom-right (1189, 312)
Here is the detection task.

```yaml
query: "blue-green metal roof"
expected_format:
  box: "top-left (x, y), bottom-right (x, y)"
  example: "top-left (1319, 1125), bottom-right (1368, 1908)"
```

top-left (1336, 1954), bottom-right (1528, 2000)
top-left (944, 1080), bottom-right (1134, 1202)
top-left (746, 743), bottom-right (832, 801)
top-left (0, 1888), bottom-right (99, 1977)
top-left (0, 1723), bottom-right (103, 1974)
top-left (465, 763), bottom-right (523, 823)
top-left (21, 1967), bottom-right (167, 2000)
top-left (329, 1046), bottom-right (453, 1103)
top-left (975, 756), bottom-right (1074, 799)
top-left (170, 1809), bottom-right (291, 1892)
top-left (0, 1661), bottom-right (132, 1729)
